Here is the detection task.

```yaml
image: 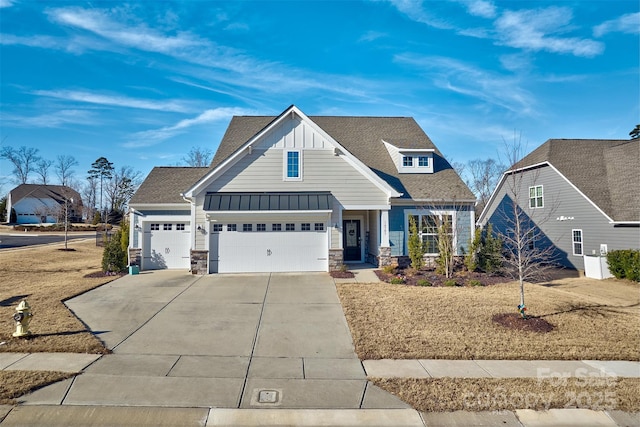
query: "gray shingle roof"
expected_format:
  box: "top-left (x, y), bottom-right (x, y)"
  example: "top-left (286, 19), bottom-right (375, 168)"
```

top-left (515, 139), bottom-right (639, 222)
top-left (9, 184), bottom-right (82, 206)
top-left (211, 115), bottom-right (474, 202)
top-left (130, 167), bottom-right (209, 204)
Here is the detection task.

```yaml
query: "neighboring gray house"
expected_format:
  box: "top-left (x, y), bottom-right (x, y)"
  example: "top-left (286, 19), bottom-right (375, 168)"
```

top-left (6, 184), bottom-right (83, 225)
top-left (478, 139), bottom-right (640, 270)
top-left (129, 105), bottom-right (475, 273)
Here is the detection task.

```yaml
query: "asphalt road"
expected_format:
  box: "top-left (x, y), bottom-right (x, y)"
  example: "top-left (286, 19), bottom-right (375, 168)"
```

top-left (0, 232), bottom-right (96, 249)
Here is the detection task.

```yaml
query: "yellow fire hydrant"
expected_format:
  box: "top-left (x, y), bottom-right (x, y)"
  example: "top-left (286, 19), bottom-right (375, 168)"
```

top-left (12, 300), bottom-right (33, 338)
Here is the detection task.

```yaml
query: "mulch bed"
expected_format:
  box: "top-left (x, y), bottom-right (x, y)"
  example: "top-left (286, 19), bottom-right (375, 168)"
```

top-left (83, 271), bottom-right (126, 279)
top-left (375, 269), bottom-right (511, 287)
top-left (329, 271), bottom-right (355, 278)
top-left (492, 312), bottom-right (555, 333)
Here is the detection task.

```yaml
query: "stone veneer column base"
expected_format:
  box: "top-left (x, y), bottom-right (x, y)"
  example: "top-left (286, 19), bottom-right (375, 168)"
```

top-left (378, 246), bottom-right (392, 267)
top-left (128, 248), bottom-right (142, 267)
top-left (328, 249), bottom-right (344, 271)
top-left (190, 250), bottom-right (208, 275)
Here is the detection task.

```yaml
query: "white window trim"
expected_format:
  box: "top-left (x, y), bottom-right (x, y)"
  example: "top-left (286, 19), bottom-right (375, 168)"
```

top-left (405, 209), bottom-right (457, 256)
top-left (572, 229), bottom-right (583, 256)
top-left (283, 149), bottom-right (303, 181)
top-left (529, 185), bottom-right (544, 209)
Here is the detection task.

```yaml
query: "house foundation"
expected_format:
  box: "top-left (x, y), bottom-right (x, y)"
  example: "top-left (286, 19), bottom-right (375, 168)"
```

top-left (190, 250), bottom-right (208, 275)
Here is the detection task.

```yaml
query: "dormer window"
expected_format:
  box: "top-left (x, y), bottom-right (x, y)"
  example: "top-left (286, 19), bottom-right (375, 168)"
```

top-left (382, 140), bottom-right (435, 174)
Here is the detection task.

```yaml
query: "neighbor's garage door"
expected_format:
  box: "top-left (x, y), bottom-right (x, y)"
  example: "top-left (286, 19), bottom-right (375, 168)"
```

top-left (210, 220), bottom-right (328, 273)
top-left (143, 222), bottom-right (191, 269)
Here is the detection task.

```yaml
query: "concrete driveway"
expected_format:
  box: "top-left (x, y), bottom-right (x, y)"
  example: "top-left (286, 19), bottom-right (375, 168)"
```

top-left (21, 271), bottom-right (407, 409)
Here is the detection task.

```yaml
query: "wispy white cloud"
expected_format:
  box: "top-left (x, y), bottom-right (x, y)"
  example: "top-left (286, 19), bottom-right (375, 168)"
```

top-left (387, 0), bottom-right (454, 30)
top-left (4, 109), bottom-right (97, 128)
top-left (593, 12), bottom-right (640, 37)
top-left (395, 53), bottom-right (536, 115)
top-left (359, 31), bottom-right (387, 43)
top-left (125, 107), bottom-right (251, 147)
top-left (32, 89), bottom-right (192, 112)
top-left (465, 0), bottom-right (496, 19)
top-left (0, 0), bottom-right (14, 8)
top-left (494, 7), bottom-right (604, 57)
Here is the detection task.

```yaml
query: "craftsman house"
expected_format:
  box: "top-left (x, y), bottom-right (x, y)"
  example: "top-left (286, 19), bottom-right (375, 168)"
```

top-left (129, 105), bottom-right (475, 273)
top-left (478, 139), bottom-right (640, 270)
top-left (6, 184), bottom-right (83, 225)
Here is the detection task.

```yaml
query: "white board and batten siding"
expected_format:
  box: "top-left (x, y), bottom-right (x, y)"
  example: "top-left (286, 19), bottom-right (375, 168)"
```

top-left (193, 117), bottom-right (389, 251)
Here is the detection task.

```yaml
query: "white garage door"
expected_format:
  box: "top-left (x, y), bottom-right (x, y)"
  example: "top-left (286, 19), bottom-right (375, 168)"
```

top-left (210, 221), bottom-right (328, 273)
top-left (143, 222), bottom-right (191, 270)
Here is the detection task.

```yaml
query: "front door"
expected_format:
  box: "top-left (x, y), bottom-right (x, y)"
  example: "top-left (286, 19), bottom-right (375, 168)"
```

top-left (343, 219), bottom-right (361, 262)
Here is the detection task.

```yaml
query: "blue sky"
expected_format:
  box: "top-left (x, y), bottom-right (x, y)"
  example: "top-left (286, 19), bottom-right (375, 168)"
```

top-left (1, 0), bottom-right (638, 190)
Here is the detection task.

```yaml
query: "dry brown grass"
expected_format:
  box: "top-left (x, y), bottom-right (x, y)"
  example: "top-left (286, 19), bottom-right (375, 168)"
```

top-left (372, 377), bottom-right (640, 412)
top-left (0, 371), bottom-right (73, 405)
top-left (0, 239), bottom-right (115, 354)
top-left (337, 278), bottom-right (639, 360)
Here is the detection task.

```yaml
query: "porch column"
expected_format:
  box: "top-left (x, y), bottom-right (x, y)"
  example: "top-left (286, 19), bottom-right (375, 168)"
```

top-left (380, 210), bottom-right (389, 247)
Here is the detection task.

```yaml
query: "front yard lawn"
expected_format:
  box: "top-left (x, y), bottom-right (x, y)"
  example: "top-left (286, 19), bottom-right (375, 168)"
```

top-left (337, 278), bottom-right (640, 360)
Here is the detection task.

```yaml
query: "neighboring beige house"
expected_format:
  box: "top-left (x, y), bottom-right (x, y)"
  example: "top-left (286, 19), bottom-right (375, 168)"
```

top-left (129, 105), bottom-right (475, 273)
top-left (6, 184), bottom-right (83, 225)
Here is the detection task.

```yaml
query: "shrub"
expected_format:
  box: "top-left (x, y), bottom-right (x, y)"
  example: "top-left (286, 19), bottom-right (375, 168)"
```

top-left (607, 250), bottom-right (640, 282)
top-left (417, 279), bottom-right (432, 287)
top-left (478, 223), bottom-right (503, 274)
top-left (469, 279), bottom-right (483, 287)
top-left (102, 229), bottom-right (127, 273)
top-left (389, 275), bottom-right (406, 284)
top-left (92, 211), bottom-right (102, 225)
top-left (465, 227), bottom-right (482, 272)
top-left (382, 264), bottom-right (398, 275)
top-left (444, 279), bottom-right (457, 287)
top-left (408, 215), bottom-right (425, 269)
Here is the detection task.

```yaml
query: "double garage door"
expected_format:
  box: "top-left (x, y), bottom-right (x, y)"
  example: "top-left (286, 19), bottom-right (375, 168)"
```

top-left (142, 222), bottom-right (190, 270)
top-left (210, 220), bottom-right (328, 273)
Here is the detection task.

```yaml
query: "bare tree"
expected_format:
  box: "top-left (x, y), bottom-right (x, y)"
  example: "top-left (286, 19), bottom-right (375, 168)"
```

top-left (55, 155), bottom-right (79, 186)
top-left (0, 146), bottom-right (41, 184)
top-left (496, 134), bottom-right (559, 315)
top-left (81, 177), bottom-right (98, 222)
top-left (105, 166), bottom-right (143, 218)
top-left (182, 146), bottom-right (213, 167)
top-left (467, 158), bottom-right (506, 211)
top-left (34, 159), bottom-right (53, 185)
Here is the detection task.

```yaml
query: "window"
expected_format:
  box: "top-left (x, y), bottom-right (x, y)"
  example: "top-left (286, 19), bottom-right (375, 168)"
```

top-left (527, 230), bottom-right (535, 250)
top-left (402, 156), bottom-right (413, 167)
top-left (286, 223), bottom-right (295, 231)
top-left (163, 224), bottom-right (172, 231)
top-left (285, 150), bottom-right (301, 180)
top-left (227, 224), bottom-right (237, 231)
top-left (408, 213), bottom-right (454, 255)
top-left (314, 223), bottom-right (324, 231)
top-left (176, 224), bottom-right (185, 231)
top-left (301, 223), bottom-right (311, 231)
top-left (418, 156), bottom-right (429, 167)
top-left (529, 185), bottom-right (544, 208)
top-left (272, 224), bottom-right (282, 231)
top-left (150, 223), bottom-right (159, 231)
top-left (257, 223), bottom-right (266, 231)
top-left (572, 229), bottom-right (583, 255)
top-left (212, 224), bottom-right (223, 232)
top-left (243, 224), bottom-right (252, 232)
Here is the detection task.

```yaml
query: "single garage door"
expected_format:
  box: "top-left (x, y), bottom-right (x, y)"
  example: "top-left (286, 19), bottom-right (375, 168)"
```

top-left (210, 221), bottom-right (328, 273)
top-left (143, 222), bottom-right (191, 269)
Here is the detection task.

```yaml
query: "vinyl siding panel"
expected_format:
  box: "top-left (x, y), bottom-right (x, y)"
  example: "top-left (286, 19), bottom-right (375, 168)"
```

top-left (202, 148), bottom-right (388, 206)
top-left (482, 165), bottom-right (640, 270)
